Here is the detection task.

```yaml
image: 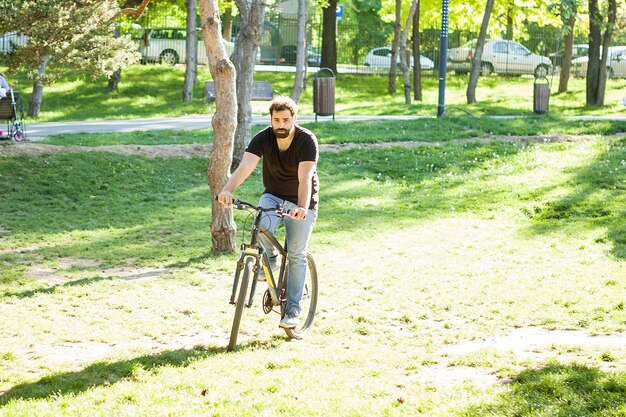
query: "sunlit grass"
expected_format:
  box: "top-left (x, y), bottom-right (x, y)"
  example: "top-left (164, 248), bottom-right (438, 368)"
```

top-left (1, 128), bottom-right (626, 414)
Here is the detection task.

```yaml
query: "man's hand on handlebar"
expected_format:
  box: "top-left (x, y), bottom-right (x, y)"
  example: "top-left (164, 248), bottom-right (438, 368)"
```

top-left (288, 207), bottom-right (308, 220)
top-left (217, 190), bottom-right (235, 207)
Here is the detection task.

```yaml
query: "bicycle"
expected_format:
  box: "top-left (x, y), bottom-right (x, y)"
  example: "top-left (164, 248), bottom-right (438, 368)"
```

top-left (227, 199), bottom-right (318, 351)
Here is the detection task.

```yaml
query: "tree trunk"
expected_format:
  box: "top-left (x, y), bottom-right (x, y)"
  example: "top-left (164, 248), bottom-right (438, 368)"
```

top-left (467, 0), bottom-right (494, 104)
top-left (412, 4), bottom-right (422, 102)
top-left (28, 56), bottom-right (50, 118)
top-left (108, 68), bottom-right (122, 91)
top-left (321, 0), bottom-right (338, 74)
top-left (108, 27), bottom-right (122, 91)
top-left (231, 0), bottom-right (266, 169)
top-left (586, 0), bottom-right (616, 107)
top-left (400, 0), bottom-right (419, 105)
top-left (388, 0), bottom-right (401, 94)
top-left (199, 0), bottom-right (238, 254)
top-left (290, 0), bottom-right (308, 102)
top-left (558, 11), bottom-right (576, 94)
top-left (183, 0), bottom-right (198, 103)
top-left (222, 6), bottom-right (233, 41)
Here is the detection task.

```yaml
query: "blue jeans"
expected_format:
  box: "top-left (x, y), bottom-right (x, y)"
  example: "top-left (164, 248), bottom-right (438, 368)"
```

top-left (257, 193), bottom-right (317, 317)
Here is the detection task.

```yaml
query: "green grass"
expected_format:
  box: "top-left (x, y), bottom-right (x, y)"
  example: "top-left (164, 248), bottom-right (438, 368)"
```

top-left (2, 63), bottom-right (626, 122)
top-left (1, 124), bottom-right (626, 415)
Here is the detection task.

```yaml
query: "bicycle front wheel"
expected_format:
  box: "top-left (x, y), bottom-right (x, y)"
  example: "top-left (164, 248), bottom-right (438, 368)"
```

top-left (228, 257), bottom-right (254, 351)
top-left (283, 253), bottom-right (318, 339)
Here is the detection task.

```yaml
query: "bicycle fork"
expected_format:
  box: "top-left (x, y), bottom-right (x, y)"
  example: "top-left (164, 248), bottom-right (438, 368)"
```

top-left (229, 250), bottom-right (263, 308)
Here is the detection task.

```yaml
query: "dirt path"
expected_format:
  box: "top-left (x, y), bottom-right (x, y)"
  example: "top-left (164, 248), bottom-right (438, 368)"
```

top-left (0, 133), bottom-right (611, 158)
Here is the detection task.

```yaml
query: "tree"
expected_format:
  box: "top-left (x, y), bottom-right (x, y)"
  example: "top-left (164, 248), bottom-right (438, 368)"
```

top-left (199, 0), bottom-right (238, 254)
top-left (467, 0), bottom-right (495, 104)
top-left (586, 0), bottom-right (617, 107)
top-left (230, 0), bottom-right (266, 168)
top-left (388, 0), bottom-right (401, 94)
top-left (548, 0), bottom-right (580, 93)
top-left (321, 0), bottom-right (338, 74)
top-left (399, 0), bottom-right (420, 104)
top-left (3, 0), bottom-right (141, 117)
top-left (183, 0), bottom-right (198, 103)
top-left (412, 3), bottom-right (423, 102)
top-left (290, 0), bottom-right (308, 103)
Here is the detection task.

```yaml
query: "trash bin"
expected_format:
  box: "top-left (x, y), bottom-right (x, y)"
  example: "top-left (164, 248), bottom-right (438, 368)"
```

top-left (313, 68), bottom-right (335, 121)
top-left (533, 77), bottom-right (550, 114)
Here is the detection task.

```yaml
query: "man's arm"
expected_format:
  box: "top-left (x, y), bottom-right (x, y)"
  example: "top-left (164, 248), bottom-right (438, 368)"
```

top-left (293, 161), bottom-right (316, 220)
top-left (217, 152), bottom-right (261, 206)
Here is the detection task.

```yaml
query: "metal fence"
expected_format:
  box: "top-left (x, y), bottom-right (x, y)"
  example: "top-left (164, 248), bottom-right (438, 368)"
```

top-left (124, 10), bottom-right (624, 79)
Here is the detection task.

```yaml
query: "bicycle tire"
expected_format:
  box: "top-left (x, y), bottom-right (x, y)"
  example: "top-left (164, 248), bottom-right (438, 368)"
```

top-left (228, 257), bottom-right (254, 351)
top-left (283, 253), bottom-right (318, 339)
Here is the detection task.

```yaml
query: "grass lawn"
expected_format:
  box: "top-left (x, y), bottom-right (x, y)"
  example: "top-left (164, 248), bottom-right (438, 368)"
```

top-left (1, 121), bottom-right (626, 415)
top-left (2, 64), bottom-right (626, 122)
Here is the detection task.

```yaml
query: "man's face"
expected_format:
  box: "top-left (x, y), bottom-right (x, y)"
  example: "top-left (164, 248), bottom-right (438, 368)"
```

top-left (271, 109), bottom-right (296, 139)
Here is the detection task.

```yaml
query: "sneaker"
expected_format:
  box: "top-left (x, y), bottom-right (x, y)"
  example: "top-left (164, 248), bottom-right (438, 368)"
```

top-left (279, 313), bottom-right (299, 329)
top-left (258, 257), bottom-right (278, 282)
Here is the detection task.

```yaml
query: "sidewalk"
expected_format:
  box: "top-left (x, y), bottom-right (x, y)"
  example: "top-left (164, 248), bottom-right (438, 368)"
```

top-left (21, 113), bottom-right (626, 140)
top-left (23, 114), bottom-right (430, 139)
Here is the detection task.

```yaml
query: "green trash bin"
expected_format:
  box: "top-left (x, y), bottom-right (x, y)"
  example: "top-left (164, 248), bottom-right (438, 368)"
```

top-left (533, 77), bottom-right (550, 114)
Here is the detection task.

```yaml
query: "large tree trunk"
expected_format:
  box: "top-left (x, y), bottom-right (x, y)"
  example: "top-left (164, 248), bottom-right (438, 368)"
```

top-left (183, 0), bottom-right (198, 103)
top-left (586, 0), bottom-right (616, 107)
top-left (467, 0), bottom-right (494, 104)
top-left (558, 11), bottom-right (576, 94)
top-left (290, 0), bottom-right (308, 102)
top-left (388, 0), bottom-right (401, 94)
top-left (28, 56), bottom-right (50, 118)
top-left (200, 0), bottom-right (238, 254)
top-left (231, 0), bottom-right (266, 169)
top-left (321, 0), bottom-right (337, 74)
top-left (412, 3), bottom-right (422, 102)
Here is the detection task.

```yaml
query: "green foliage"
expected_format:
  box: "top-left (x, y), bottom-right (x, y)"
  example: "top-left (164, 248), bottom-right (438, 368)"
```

top-left (3, 0), bottom-right (140, 83)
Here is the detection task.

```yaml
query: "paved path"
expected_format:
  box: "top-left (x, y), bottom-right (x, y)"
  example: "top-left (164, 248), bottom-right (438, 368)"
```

top-left (23, 114), bottom-right (431, 139)
top-left (20, 113), bottom-right (626, 140)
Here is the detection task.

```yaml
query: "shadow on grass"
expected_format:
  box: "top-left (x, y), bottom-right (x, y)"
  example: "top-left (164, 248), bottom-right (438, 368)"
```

top-left (0, 345), bottom-right (224, 406)
top-left (3, 276), bottom-right (112, 299)
top-left (523, 137), bottom-right (626, 260)
top-left (466, 363), bottom-right (626, 416)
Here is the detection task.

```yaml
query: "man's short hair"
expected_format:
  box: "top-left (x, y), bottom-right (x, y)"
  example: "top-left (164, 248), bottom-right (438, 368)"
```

top-left (269, 96), bottom-right (298, 116)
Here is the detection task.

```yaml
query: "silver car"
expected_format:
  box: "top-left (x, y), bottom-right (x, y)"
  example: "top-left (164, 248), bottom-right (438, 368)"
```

top-left (571, 46), bottom-right (626, 78)
top-left (447, 39), bottom-right (552, 77)
top-left (137, 27), bottom-right (234, 65)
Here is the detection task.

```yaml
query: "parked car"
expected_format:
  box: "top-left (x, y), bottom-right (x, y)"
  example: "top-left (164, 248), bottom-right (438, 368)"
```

top-left (136, 27), bottom-right (234, 65)
top-left (447, 39), bottom-right (552, 77)
top-left (0, 31), bottom-right (28, 53)
top-left (549, 44), bottom-right (588, 72)
top-left (363, 47), bottom-right (435, 70)
top-left (571, 46), bottom-right (626, 78)
top-left (279, 45), bottom-right (321, 66)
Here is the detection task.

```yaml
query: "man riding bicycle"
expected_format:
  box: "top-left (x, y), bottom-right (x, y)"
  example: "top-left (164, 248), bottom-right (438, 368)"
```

top-left (218, 96), bottom-right (319, 329)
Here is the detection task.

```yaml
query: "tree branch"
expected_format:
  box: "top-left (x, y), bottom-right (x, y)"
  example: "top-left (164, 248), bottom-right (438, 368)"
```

top-left (117, 0), bottom-right (151, 18)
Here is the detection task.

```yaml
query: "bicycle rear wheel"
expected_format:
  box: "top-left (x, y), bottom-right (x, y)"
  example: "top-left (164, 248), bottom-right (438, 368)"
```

top-left (283, 253), bottom-right (318, 339)
top-left (228, 257), bottom-right (254, 351)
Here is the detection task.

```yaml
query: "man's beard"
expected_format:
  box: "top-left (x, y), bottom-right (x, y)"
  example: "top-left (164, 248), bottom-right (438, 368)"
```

top-left (274, 128), bottom-right (289, 139)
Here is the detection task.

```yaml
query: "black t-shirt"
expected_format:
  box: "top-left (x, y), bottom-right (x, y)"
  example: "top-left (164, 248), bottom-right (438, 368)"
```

top-left (246, 125), bottom-right (319, 210)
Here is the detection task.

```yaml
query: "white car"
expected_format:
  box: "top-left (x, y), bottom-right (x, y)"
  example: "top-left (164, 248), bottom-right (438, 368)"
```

top-left (571, 46), bottom-right (626, 78)
top-left (137, 27), bottom-right (234, 65)
top-left (0, 31), bottom-right (28, 53)
top-left (447, 39), bottom-right (552, 77)
top-left (363, 47), bottom-right (435, 70)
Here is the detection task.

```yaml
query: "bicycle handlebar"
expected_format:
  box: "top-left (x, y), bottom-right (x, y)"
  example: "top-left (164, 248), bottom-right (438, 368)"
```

top-left (233, 199), bottom-right (285, 215)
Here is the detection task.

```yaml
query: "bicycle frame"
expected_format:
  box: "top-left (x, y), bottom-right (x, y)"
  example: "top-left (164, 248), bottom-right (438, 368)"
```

top-left (229, 201), bottom-right (287, 312)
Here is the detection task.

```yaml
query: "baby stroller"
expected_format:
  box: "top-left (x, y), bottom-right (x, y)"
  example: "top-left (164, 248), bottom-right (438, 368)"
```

top-left (0, 86), bottom-right (26, 142)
